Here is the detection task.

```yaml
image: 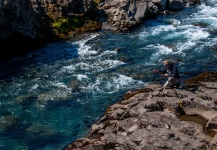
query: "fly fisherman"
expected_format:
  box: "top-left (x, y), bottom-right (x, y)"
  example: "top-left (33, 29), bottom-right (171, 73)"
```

top-left (154, 60), bottom-right (181, 89)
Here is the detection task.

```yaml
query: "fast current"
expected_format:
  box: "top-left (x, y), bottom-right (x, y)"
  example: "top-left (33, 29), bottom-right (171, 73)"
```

top-left (0, 1), bottom-right (217, 149)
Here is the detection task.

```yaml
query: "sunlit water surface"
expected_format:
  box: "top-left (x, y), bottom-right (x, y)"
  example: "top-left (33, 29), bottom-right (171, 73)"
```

top-left (0, 2), bottom-right (217, 150)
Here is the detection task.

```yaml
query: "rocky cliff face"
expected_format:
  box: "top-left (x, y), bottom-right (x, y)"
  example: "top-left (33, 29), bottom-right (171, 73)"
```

top-left (0, 0), bottom-right (37, 58)
top-left (0, 0), bottom-right (38, 38)
top-left (0, 0), bottom-right (98, 59)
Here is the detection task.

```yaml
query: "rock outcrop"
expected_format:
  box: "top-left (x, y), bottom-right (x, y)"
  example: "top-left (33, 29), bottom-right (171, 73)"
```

top-left (66, 72), bottom-right (217, 150)
top-left (99, 0), bottom-right (155, 31)
top-left (98, 0), bottom-right (199, 31)
top-left (0, 0), bottom-right (98, 59)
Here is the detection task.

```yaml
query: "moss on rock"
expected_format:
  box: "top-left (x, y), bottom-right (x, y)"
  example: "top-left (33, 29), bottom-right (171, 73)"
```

top-left (77, 20), bottom-right (102, 32)
top-left (93, 0), bottom-right (103, 4)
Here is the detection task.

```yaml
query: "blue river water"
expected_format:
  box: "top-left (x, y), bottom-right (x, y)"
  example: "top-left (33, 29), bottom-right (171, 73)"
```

top-left (0, 1), bottom-right (217, 150)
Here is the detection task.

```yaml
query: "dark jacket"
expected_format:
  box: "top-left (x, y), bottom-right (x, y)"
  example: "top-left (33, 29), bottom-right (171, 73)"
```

top-left (159, 63), bottom-right (180, 79)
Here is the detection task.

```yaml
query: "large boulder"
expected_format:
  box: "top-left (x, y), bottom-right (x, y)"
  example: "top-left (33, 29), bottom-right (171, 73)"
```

top-left (99, 0), bottom-right (190, 31)
top-left (99, 0), bottom-right (158, 31)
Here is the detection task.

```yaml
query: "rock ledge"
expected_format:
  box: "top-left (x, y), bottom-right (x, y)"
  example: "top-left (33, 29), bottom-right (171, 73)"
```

top-left (66, 79), bottom-right (217, 150)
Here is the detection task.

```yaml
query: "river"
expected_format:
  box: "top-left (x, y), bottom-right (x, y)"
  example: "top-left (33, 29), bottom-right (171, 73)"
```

top-left (0, 1), bottom-right (217, 150)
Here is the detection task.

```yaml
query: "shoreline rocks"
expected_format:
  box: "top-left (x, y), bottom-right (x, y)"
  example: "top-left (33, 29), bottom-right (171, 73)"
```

top-left (0, 0), bottom-right (202, 59)
top-left (98, 0), bottom-right (200, 32)
top-left (66, 71), bottom-right (217, 150)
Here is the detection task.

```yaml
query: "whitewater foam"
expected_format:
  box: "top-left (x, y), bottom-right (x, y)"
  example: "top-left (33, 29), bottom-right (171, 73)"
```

top-left (75, 34), bottom-right (99, 58)
top-left (151, 25), bottom-right (176, 36)
top-left (75, 74), bottom-right (89, 81)
top-left (81, 74), bottom-right (144, 94)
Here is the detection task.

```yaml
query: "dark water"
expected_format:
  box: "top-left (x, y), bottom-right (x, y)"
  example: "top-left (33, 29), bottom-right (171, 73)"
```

top-left (0, 2), bottom-right (217, 150)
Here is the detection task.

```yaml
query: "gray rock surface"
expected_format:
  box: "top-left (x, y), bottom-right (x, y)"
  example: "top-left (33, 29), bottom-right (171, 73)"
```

top-left (99, 0), bottom-right (193, 31)
top-left (66, 81), bottom-right (217, 150)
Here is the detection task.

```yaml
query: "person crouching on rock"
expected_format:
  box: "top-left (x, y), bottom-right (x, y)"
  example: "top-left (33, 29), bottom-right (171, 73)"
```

top-left (154, 60), bottom-right (181, 89)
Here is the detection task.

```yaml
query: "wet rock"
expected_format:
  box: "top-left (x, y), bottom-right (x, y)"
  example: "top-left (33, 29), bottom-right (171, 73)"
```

top-left (114, 48), bottom-right (122, 53)
top-left (193, 22), bottom-right (209, 28)
top-left (210, 44), bottom-right (217, 51)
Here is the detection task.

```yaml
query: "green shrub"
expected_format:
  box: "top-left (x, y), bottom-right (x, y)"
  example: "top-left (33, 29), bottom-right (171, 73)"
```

top-left (93, 0), bottom-right (102, 4)
top-left (52, 18), bottom-right (83, 34)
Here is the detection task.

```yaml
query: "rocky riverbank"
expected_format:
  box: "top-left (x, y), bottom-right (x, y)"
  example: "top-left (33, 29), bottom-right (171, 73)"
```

top-left (0, 0), bottom-right (201, 59)
top-left (66, 72), bottom-right (217, 150)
